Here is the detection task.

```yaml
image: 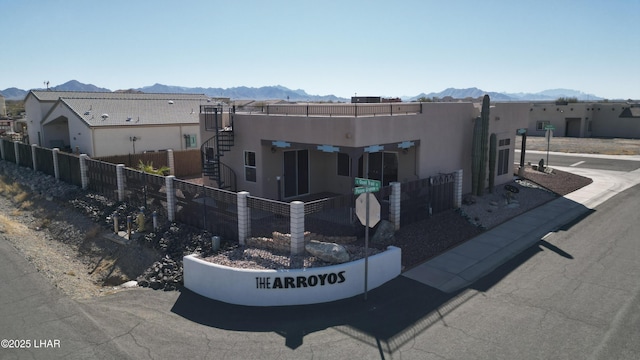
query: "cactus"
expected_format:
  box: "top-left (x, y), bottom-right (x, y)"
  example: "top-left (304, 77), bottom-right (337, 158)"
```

top-left (470, 94), bottom-right (491, 196)
top-left (477, 95), bottom-right (491, 196)
top-left (471, 116), bottom-right (482, 195)
top-left (488, 133), bottom-right (497, 192)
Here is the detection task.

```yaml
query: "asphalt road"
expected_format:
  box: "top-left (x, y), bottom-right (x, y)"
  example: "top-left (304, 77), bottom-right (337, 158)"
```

top-left (0, 238), bottom-right (131, 359)
top-left (2, 181), bottom-right (639, 359)
top-left (516, 150), bottom-right (640, 172)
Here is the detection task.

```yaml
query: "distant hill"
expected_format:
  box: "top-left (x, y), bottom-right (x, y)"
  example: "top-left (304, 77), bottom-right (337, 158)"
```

top-left (0, 87), bottom-right (28, 100)
top-left (504, 88), bottom-right (603, 101)
top-left (0, 80), bottom-right (110, 100)
top-left (410, 87), bottom-right (513, 101)
top-left (2, 80), bottom-right (607, 102)
top-left (137, 83), bottom-right (346, 102)
top-left (50, 80), bottom-right (111, 92)
top-left (0, 81), bottom-right (347, 102)
top-left (409, 87), bottom-right (603, 102)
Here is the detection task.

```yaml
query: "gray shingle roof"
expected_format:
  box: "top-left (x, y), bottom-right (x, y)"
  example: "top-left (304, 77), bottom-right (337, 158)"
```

top-left (29, 90), bottom-right (210, 102)
top-left (56, 98), bottom-right (205, 127)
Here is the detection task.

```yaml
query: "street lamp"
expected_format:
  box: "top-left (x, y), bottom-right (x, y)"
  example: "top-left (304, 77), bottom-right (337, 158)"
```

top-left (129, 136), bottom-right (138, 154)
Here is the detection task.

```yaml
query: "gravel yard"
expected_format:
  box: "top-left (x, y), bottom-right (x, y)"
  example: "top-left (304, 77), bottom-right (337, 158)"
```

top-left (0, 142), bottom-right (597, 298)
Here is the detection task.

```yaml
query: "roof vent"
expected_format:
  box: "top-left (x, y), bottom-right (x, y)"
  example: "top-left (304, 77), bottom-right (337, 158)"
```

top-left (84, 111), bottom-right (91, 116)
top-left (168, 100), bottom-right (174, 104)
top-left (126, 117), bottom-right (132, 122)
top-left (101, 114), bottom-right (109, 120)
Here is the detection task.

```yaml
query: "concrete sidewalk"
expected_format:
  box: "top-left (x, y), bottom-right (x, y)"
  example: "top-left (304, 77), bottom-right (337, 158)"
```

top-left (403, 166), bottom-right (640, 293)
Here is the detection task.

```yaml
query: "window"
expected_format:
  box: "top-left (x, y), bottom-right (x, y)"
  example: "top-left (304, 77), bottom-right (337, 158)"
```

top-left (244, 151), bottom-right (256, 182)
top-left (337, 153), bottom-right (351, 176)
top-left (498, 149), bottom-right (510, 175)
top-left (536, 121), bottom-right (550, 131)
top-left (497, 137), bottom-right (510, 176)
top-left (184, 134), bottom-right (197, 149)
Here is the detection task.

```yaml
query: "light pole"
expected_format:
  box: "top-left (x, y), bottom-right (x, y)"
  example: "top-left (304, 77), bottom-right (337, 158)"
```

top-left (129, 136), bottom-right (138, 154)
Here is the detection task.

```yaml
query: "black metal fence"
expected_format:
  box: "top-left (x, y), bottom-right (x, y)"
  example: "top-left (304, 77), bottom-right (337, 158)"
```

top-left (86, 159), bottom-right (119, 202)
top-left (58, 152), bottom-right (82, 187)
top-left (304, 193), bottom-right (360, 237)
top-left (17, 143), bottom-right (32, 168)
top-left (35, 147), bottom-right (55, 176)
top-left (247, 196), bottom-right (290, 238)
top-left (1, 138), bottom-right (458, 242)
top-left (2, 141), bottom-right (16, 163)
top-left (173, 179), bottom-right (239, 240)
top-left (400, 173), bottom-right (455, 225)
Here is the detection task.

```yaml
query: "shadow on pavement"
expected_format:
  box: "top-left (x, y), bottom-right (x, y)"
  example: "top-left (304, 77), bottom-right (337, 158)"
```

top-left (171, 276), bottom-right (475, 354)
top-left (539, 240), bottom-right (573, 259)
top-left (556, 208), bottom-right (595, 232)
top-left (472, 222), bottom-right (585, 293)
top-left (171, 197), bottom-right (595, 356)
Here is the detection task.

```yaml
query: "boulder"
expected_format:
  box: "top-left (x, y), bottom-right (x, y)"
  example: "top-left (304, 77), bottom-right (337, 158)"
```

top-left (371, 220), bottom-right (395, 244)
top-left (305, 240), bottom-right (350, 264)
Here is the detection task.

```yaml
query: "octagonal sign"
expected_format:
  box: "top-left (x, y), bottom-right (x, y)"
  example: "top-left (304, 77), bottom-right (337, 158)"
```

top-left (355, 193), bottom-right (381, 228)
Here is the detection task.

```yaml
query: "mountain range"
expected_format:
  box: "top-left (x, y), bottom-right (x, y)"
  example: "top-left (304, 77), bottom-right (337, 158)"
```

top-left (410, 88), bottom-right (603, 102)
top-left (1, 80), bottom-right (605, 102)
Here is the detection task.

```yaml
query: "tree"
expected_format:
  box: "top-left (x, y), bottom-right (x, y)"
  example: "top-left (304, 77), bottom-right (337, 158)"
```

top-left (137, 161), bottom-right (169, 176)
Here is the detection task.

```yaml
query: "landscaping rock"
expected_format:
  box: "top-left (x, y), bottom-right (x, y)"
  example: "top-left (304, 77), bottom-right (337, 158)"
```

top-left (305, 240), bottom-right (350, 264)
top-left (371, 220), bottom-right (395, 244)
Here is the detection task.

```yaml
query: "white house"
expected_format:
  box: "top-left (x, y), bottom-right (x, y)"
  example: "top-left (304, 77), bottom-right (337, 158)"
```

top-left (24, 91), bottom-right (220, 156)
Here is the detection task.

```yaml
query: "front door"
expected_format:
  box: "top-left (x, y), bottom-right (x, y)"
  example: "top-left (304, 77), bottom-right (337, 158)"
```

top-left (283, 149), bottom-right (309, 198)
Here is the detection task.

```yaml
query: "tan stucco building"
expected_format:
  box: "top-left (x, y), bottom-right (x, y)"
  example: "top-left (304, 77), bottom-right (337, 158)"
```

top-left (200, 101), bottom-right (529, 200)
top-left (527, 101), bottom-right (640, 138)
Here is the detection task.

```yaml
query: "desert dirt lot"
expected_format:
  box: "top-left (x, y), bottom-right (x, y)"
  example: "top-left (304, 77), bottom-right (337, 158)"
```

top-left (516, 135), bottom-right (640, 155)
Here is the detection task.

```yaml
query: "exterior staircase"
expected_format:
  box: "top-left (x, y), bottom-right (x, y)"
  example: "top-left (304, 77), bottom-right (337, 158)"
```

top-left (201, 105), bottom-right (237, 191)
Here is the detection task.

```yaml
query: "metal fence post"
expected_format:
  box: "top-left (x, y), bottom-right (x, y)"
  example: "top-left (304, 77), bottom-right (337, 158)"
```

top-left (116, 164), bottom-right (125, 202)
top-left (165, 175), bottom-right (176, 222)
top-left (52, 148), bottom-right (60, 180)
top-left (237, 191), bottom-right (249, 245)
top-left (454, 169), bottom-right (463, 208)
top-left (290, 201), bottom-right (305, 255)
top-left (0, 139), bottom-right (4, 160)
top-left (167, 149), bottom-right (175, 175)
top-left (389, 182), bottom-right (401, 230)
top-left (14, 141), bottom-right (19, 165)
top-left (31, 144), bottom-right (38, 171)
top-left (79, 154), bottom-right (89, 190)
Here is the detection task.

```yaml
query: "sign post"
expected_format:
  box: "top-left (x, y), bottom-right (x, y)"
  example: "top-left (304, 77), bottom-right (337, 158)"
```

top-left (353, 172), bottom-right (381, 301)
top-left (544, 124), bottom-right (555, 168)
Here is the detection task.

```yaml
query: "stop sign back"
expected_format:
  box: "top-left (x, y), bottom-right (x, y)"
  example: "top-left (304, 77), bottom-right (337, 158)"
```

top-left (355, 193), bottom-right (381, 228)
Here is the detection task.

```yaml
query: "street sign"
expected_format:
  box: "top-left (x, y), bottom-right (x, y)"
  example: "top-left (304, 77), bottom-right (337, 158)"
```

top-left (544, 124), bottom-right (555, 130)
top-left (354, 185), bottom-right (380, 195)
top-left (353, 187), bottom-right (369, 195)
top-left (354, 177), bottom-right (380, 194)
top-left (355, 193), bottom-right (381, 228)
top-left (355, 177), bottom-right (381, 188)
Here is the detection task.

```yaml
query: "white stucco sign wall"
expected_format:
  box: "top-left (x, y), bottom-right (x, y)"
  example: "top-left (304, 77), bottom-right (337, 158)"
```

top-left (184, 246), bottom-right (401, 306)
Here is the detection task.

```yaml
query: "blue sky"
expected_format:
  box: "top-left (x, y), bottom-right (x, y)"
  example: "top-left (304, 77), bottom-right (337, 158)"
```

top-left (2, 0), bottom-right (639, 99)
